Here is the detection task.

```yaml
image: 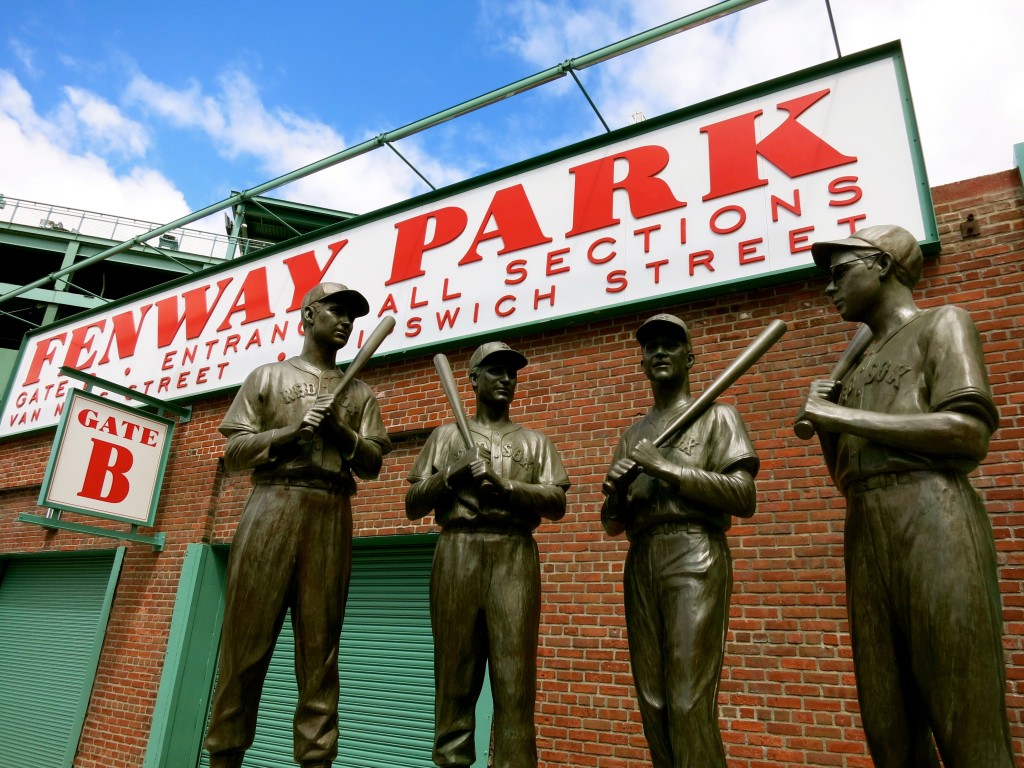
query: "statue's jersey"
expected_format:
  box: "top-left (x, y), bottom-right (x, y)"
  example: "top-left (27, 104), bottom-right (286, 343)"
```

top-left (835, 306), bottom-right (998, 492)
top-left (408, 420), bottom-right (569, 530)
top-left (612, 402), bottom-right (759, 534)
top-left (219, 356), bottom-right (391, 492)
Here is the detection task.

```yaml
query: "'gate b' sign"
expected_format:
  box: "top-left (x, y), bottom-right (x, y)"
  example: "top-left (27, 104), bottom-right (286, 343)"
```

top-left (38, 388), bottom-right (174, 527)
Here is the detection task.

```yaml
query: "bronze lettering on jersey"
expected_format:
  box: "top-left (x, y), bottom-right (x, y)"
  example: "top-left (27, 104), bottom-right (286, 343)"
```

top-left (281, 382), bottom-right (317, 404)
top-left (502, 442), bottom-right (535, 472)
top-left (886, 364), bottom-right (912, 387)
top-left (841, 358), bottom-right (913, 407)
top-left (675, 435), bottom-right (701, 457)
top-left (454, 440), bottom-right (535, 472)
top-left (860, 359), bottom-right (912, 388)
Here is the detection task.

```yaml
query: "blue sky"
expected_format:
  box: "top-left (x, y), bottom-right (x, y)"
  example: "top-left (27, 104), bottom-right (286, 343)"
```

top-left (1, 0), bottom-right (1021, 230)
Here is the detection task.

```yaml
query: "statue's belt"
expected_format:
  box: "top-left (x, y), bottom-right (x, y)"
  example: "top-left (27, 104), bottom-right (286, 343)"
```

top-left (846, 470), bottom-right (932, 495)
top-left (253, 476), bottom-right (352, 494)
top-left (627, 519), bottom-right (722, 543)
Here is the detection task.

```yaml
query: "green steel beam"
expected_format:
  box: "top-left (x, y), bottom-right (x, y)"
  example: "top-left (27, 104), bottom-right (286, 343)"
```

top-left (0, 229), bottom-right (85, 254)
top-left (42, 241), bottom-right (81, 325)
top-left (224, 201), bottom-right (246, 262)
top-left (0, 194), bottom-right (251, 307)
top-left (0, 281), bottom-right (104, 310)
top-left (0, 227), bottom-right (219, 269)
top-left (824, 0), bottom-right (842, 57)
top-left (247, 197), bottom-right (302, 238)
top-left (143, 544), bottom-right (226, 768)
top-left (0, 0), bottom-right (764, 310)
top-left (99, 250), bottom-right (217, 273)
top-left (1015, 142), bottom-right (1024, 188)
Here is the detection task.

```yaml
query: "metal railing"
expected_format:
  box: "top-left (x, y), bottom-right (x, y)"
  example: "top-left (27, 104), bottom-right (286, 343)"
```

top-left (0, 195), bottom-right (273, 261)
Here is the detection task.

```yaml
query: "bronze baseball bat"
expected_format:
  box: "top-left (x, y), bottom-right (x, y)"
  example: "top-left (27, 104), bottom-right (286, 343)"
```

top-left (617, 318), bottom-right (788, 484)
top-left (793, 323), bottom-right (873, 439)
top-left (298, 315), bottom-right (396, 442)
top-left (432, 353), bottom-right (475, 450)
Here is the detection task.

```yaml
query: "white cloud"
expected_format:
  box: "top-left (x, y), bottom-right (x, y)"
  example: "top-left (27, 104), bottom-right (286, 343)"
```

top-left (493, 0), bottom-right (1024, 185)
top-left (0, 60), bottom-right (472, 242)
top-left (0, 70), bottom-right (190, 222)
top-left (0, 69), bottom-right (47, 132)
top-left (122, 74), bottom-right (227, 139)
top-left (62, 86), bottom-right (150, 158)
top-left (485, 0), bottom-right (628, 66)
top-left (8, 39), bottom-right (38, 78)
top-left (124, 69), bottom-right (471, 214)
top-left (490, 0), bottom-right (833, 126)
top-left (830, 0), bottom-right (1024, 186)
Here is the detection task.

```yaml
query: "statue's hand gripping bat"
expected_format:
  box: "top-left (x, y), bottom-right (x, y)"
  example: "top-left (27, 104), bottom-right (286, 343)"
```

top-left (298, 316), bottom-right (396, 442)
top-left (793, 324), bottom-right (872, 439)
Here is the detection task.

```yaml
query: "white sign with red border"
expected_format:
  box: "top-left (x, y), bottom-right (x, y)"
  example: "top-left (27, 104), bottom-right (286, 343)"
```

top-left (1, 44), bottom-right (935, 438)
top-left (38, 389), bottom-right (174, 526)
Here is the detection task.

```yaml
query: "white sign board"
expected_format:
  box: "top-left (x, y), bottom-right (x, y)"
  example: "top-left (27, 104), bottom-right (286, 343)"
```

top-left (1, 45), bottom-right (935, 438)
top-left (38, 389), bottom-right (173, 526)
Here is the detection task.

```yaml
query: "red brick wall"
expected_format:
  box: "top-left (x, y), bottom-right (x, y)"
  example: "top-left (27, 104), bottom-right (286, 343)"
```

top-left (1, 169), bottom-right (1021, 768)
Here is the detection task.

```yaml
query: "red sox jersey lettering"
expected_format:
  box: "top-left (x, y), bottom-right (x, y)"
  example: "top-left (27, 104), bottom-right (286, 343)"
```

top-left (281, 381), bottom-right (318, 404)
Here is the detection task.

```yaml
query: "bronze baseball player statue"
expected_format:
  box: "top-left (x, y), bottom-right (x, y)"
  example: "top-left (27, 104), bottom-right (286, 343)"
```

top-left (799, 225), bottom-right (1014, 768)
top-left (405, 342), bottom-right (569, 768)
top-left (601, 314), bottom-right (759, 768)
top-left (204, 283), bottom-right (392, 768)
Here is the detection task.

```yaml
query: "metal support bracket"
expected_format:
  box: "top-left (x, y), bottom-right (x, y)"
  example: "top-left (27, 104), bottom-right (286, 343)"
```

top-left (18, 511), bottom-right (166, 551)
top-left (825, 0), bottom-right (842, 57)
top-left (59, 366), bottom-right (192, 424)
top-left (382, 138), bottom-right (437, 191)
top-left (566, 65), bottom-right (611, 133)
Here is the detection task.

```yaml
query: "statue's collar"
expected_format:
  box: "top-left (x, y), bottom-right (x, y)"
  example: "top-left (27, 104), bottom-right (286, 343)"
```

top-left (287, 356), bottom-right (340, 378)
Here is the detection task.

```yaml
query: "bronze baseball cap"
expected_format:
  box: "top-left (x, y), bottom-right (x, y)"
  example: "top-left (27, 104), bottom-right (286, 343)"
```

top-left (300, 282), bottom-right (370, 318)
top-left (636, 313), bottom-right (690, 345)
top-left (811, 224), bottom-right (923, 286)
top-left (469, 341), bottom-right (528, 372)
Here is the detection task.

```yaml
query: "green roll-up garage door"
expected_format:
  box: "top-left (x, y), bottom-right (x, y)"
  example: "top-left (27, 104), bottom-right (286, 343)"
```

top-left (0, 549), bottom-right (123, 768)
top-left (199, 535), bottom-right (477, 768)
